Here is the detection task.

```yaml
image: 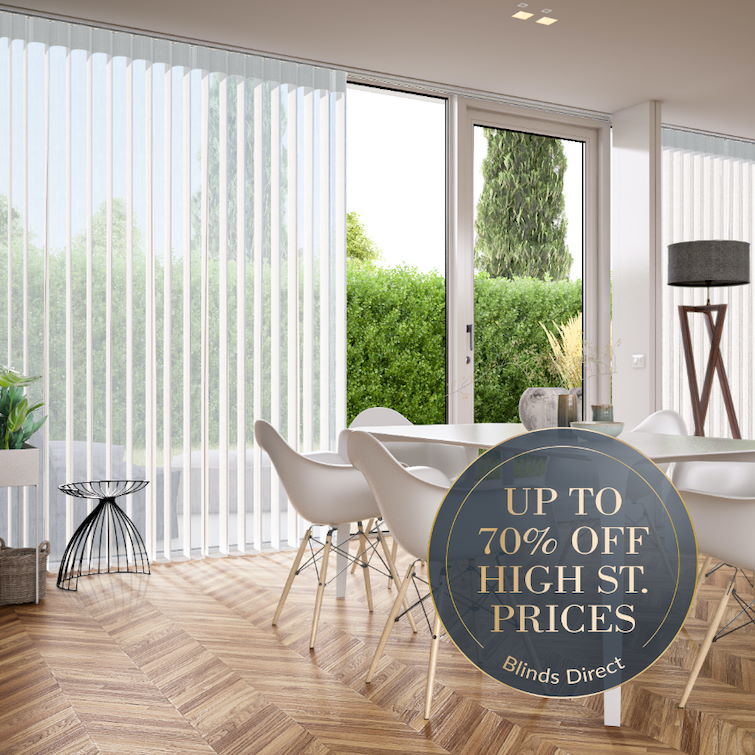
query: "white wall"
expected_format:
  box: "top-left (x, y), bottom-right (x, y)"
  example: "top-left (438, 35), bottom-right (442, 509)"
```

top-left (611, 101), bottom-right (662, 429)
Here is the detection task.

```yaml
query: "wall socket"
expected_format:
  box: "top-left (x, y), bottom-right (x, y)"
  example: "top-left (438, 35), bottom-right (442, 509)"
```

top-left (632, 354), bottom-right (646, 369)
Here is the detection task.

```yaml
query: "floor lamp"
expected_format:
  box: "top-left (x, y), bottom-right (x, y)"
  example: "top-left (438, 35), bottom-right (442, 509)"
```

top-left (668, 240), bottom-right (751, 438)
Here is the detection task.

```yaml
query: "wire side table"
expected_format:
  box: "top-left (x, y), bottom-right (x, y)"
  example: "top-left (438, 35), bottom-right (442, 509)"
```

top-left (57, 480), bottom-right (150, 591)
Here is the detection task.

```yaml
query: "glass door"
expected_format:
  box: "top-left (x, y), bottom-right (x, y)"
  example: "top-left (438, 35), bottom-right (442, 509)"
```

top-left (447, 99), bottom-right (609, 424)
top-left (472, 126), bottom-right (584, 422)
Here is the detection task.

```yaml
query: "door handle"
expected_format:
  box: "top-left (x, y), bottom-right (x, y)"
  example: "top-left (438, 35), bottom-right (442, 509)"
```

top-left (466, 323), bottom-right (473, 363)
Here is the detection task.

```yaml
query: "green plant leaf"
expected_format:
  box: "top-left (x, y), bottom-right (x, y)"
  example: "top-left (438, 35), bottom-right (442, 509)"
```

top-left (0, 368), bottom-right (41, 388)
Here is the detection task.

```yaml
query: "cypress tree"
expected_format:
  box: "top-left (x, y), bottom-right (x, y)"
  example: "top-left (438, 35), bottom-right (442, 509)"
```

top-left (475, 129), bottom-right (570, 280)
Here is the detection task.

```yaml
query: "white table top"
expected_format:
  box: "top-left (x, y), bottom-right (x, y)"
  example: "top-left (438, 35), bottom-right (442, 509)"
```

top-left (355, 423), bottom-right (755, 463)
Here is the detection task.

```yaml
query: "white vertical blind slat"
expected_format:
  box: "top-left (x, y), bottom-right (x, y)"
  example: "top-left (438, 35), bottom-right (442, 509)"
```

top-left (41, 42), bottom-right (50, 543)
top-left (64, 42), bottom-right (73, 541)
top-left (181, 64), bottom-right (192, 558)
top-left (105, 53), bottom-right (113, 481)
top-left (218, 72), bottom-right (229, 555)
top-left (252, 78), bottom-right (263, 552)
top-left (144, 61), bottom-right (157, 561)
top-left (21, 38), bottom-right (28, 543)
top-left (270, 75), bottom-right (281, 550)
top-left (302, 83), bottom-right (314, 453)
top-left (125, 53), bottom-right (134, 518)
top-left (162, 60), bottom-right (173, 560)
top-left (235, 74), bottom-right (246, 554)
top-left (5, 37), bottom-right (13, 540)
top-left (286, 80), bottom-right (299, 546)
top-left (200, 68), bottom-right (210, 557)
top-left (85, 44), bottom-right (93, 497)
top-left (333, 88), bottom-right (347, 439)
top-left (318, 89), bottom-right (330, 452)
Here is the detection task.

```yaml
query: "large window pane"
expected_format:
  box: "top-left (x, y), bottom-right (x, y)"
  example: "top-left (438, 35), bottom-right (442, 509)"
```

top-left (346, 84), bottom-right (446, 424)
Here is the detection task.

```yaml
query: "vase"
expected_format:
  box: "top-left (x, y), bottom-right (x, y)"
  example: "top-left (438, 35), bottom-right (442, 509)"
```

top-left (518, 387), bottom-right (583, 430)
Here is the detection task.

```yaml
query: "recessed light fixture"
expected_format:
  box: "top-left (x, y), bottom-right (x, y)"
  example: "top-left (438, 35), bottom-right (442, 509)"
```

top-left (536, 15), bottom-right (558, 25)
top-left (512, 10), bottom-right (534, 19)
top-left (541, 8), bottom-right (552, 12)
top-left (517, 2), bottom-right (529, 6)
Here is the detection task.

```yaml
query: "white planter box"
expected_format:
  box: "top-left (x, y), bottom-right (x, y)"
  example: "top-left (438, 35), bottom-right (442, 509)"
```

top-left (0, 444), bottom-right (40, 487)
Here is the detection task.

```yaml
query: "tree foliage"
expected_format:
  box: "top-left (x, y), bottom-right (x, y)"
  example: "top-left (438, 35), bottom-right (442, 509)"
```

top-left (346, 212), bottom-right (381, 262)
top-left (347, 263), bottom-right (581, 424)
top-left (475, 129), bottom-right (570, 280)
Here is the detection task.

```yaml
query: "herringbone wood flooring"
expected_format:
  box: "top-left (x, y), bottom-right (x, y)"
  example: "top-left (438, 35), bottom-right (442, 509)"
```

top-left (0, 550), bottom-right (752, 754)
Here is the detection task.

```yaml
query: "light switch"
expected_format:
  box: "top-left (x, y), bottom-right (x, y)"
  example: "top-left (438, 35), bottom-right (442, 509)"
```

top-left (632, 354), bottom-right (646, 369)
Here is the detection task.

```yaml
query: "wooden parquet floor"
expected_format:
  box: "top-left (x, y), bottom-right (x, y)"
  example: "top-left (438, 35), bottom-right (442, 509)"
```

top-left (0, 551), bottom-right (752, 754)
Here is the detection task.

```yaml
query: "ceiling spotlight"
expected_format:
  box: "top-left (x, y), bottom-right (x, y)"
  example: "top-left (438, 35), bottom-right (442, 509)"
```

top-left (536, 15), bottom-right (558, 24)
top-left (541, 8), bottom-right (552, 12)
top-left (517, 2), bottom-right (529, 6)
top-left (512, 10), bottom-right (534, 19)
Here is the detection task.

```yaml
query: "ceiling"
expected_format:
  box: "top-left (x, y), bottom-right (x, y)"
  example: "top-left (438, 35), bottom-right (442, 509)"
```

top-left (4, 0), bottom-right (755, 139)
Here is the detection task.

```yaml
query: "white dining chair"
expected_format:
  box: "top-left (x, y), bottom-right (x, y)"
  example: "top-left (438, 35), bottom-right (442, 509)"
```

top-left (339, 407), bottom-right (467, 585)
top-left (633, 409), bottom-right (755, 581)
top-left (347, 428), bottom-right (451, 719)
top-left (677, 487), bottom-right (755, 707)
top-left (255, 420), bottom-right (381, 649)
top-left (338, 406), bottom-right (469, 480)
top-left (632, 409), bottom-right (689, 435)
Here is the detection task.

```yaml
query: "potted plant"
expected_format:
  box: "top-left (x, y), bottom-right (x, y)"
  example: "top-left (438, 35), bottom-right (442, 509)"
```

top-left (518, 313), bottom-right (583, 429)
top-left (0, 368), bottom-right (47, 487)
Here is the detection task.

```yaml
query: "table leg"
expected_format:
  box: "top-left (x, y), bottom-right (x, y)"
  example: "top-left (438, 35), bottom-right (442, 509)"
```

top-left (335, 524), bottom-right (348, 599)
top-left (603, 687), bottom-right (621, 726)
top-left (34, 484), bottom-right (39, 605)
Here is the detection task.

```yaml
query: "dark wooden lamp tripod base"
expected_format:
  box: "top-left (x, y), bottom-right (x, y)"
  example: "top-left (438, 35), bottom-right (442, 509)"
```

top-left (678, 303), bottom-right (741, 439)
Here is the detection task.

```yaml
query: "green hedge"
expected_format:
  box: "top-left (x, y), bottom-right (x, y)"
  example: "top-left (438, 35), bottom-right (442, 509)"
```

top-left (347, 263), bottom-right (581, 424)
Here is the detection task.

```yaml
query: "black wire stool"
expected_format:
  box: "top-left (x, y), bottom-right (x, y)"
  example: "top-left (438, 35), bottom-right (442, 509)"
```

top-left (57, 480), bottom-right (150, 591)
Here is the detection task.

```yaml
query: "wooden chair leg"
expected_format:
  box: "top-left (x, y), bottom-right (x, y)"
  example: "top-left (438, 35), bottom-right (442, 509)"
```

top-left (388, 537), bottom-right (398, 588)
top-left (378, 530), bottom-right (417, 633)
top-left (680, 573), bottom-right (735, 708)
top-left (357, 521), bottom-right (373, 612)
top-left (424, 613), bottom-right (442, 719)
top-left (309, 530), bottom-right (333, 649)
top-left (351, 517), bottom-right (375, 574)
top-left (698, 554), bottom-right (713, 586)
top-left (273, 527), bottom-right (312, 626)
top-left (366, 562), bottom-right (415, 683)
top-left (692, 554), bottom-right (714, 609)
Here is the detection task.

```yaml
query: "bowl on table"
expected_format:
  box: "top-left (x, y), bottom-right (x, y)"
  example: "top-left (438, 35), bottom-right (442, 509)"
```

top-left (570, 420), bottom-right (624, 437)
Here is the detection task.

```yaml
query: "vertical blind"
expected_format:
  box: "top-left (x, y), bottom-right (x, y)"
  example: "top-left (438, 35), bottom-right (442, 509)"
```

top-left (661, 128), bottom-right (755, 437)
top-left (0, 11), bottom-right (347, 561)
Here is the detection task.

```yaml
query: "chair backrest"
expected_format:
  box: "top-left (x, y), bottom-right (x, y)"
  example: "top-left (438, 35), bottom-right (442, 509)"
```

top-left (679, 489), bottom-right (755, 571)
top-left (347, 429), bottom-right (449, 559)
top-left (254, 420), bottom-right (377, 526)
top-left (632, 410), bottom-right (689, 435)
top-left (673, 459), bottom-right (755, 499)
top-left (338, 406), bottom-right (468, 480)
top-left (631, 411), bottom-right (755, 567)
top-left (630, 411), bottom-right (755, 498)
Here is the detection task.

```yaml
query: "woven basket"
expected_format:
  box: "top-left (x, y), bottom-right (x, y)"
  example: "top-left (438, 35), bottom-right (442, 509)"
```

top-left (0, 537), bottom-right (49, 605)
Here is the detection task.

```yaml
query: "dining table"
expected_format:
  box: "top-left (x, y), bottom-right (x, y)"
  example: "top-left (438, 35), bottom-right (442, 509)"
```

top-left (335, 421), bottom-right (755, 727)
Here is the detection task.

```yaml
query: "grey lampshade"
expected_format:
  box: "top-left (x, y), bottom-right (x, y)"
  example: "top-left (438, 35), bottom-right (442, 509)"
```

top-left (668, 240), bottom-right (750, 287)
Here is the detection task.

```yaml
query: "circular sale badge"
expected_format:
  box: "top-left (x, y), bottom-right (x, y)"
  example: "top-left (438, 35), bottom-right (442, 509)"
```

top-left (428, 427), bottom-right (697, 697)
